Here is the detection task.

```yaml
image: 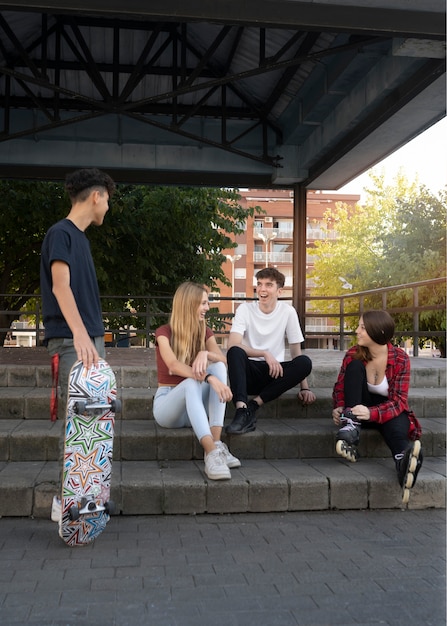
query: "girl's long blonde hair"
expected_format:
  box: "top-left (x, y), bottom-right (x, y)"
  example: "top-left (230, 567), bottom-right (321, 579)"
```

top-left (169, 282), bottom-right (208, 364)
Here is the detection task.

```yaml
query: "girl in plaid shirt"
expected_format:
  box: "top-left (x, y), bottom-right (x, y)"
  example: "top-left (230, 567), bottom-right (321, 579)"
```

top-left (332, 310), bottom-right (422, 504)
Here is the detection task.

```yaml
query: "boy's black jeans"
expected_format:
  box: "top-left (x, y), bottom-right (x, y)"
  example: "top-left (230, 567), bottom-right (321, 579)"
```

top-left (227, 345), bottom-right (312, 406)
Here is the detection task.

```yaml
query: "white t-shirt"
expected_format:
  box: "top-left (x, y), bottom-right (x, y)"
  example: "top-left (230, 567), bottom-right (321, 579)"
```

top-left (367, 376), bottom-right (389, 397)
top-left (230, 301), bottom-right (304, 362)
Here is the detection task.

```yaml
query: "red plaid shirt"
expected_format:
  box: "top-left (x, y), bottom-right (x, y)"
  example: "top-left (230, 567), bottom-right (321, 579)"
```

top-left (332, 343), bottom-right (422, 440)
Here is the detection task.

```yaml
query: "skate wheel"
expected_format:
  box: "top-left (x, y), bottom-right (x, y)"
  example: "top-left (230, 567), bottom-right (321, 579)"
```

top-left (111, 399), bottom-right (121, 413)
top-left (413, 440), bottom-right (421, 457)
top-left (405, 473), bottom-right (414, 489)
top-left (336, 439), bottom-right (358, 462)
top-left (402, 488), bottom-right (410, 505)
top-left (74, 400), bottom-right (87, 414)
top-left (105, 500), bottom-right (115, 515)
top-left (335, 440), bottom-right (344, 456)
top-left (408, 456), bottom-right (418, 474)
top-left (69, 506), bottom-right (80, 521)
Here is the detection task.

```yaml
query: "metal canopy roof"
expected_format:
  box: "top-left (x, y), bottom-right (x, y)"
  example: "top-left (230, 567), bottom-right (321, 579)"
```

top-left (0, 1), bottom-right (445, 188)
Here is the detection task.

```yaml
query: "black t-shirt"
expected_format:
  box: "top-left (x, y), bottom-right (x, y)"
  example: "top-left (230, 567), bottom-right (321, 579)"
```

top-left (40, 218), bottom-right (104, 342)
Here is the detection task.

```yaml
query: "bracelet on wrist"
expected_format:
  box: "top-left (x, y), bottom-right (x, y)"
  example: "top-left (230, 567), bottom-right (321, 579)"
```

top-left (204, 374), bottom-right (211, 383)
top-left (301, 388), bottom-right (310, 391)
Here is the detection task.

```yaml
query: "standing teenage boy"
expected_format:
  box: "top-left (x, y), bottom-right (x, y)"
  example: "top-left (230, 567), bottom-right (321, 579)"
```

top-left (40, 167), bottom-right (115, 519)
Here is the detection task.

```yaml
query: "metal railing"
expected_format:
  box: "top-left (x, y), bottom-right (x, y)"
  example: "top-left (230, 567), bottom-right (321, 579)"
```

top-left (1, 277), bottom-right (445, 355)
top-left (304, 277), bottom-right (446, 355)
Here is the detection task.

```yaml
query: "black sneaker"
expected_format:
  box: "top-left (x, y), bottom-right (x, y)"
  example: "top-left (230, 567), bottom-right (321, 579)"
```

top-left (396, 440), bottom-right (423, 504)
top-left (247, 399), bottom-right (260, 416)
top-left (225, 404), bottom-right (257, 434)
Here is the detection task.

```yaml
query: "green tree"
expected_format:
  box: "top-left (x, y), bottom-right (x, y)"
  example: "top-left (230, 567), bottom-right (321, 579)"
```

top-left (92, 185), bottom-right (251, 294)
top-left (380, 184), bottom-right (446, 355)
top-left (381, 186), bottom-right (446, 282)
top-left (90, 185), bottom-right (257, 336)
top-left (0, 180), bottom-right (67, 344)
top-left (309, 171), bottom-right (446, 354)
top-left (0, 181), bottom-right (255, 345)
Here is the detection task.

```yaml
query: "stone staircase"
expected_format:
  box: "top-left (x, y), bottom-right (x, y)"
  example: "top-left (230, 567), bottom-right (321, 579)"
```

top-left (0, 348), bottom-right (445, 518)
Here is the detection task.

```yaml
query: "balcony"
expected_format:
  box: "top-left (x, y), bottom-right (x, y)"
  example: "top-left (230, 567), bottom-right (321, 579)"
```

top-left (254, 227), bottom-right (338, 241)
top-left (254, 227), bottom-right (293, 240)
top-left (307, 228), bottom-right (337, 240)
top-left (253, 251), bottom-right (293, 264)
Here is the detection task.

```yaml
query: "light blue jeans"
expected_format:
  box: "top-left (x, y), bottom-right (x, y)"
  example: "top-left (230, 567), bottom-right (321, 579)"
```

top-left (153, 361), bottom-right (228, 442)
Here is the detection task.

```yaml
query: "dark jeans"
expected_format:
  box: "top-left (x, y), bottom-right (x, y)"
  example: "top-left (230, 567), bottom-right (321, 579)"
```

top-left (227, 345), bottom-right (312, 405)
top-left (47, 335), bottom-right (105, 489)
top-left (343, 359), bottom-right (411, 457)
top-left (47, 336), bottom-right (106, 409)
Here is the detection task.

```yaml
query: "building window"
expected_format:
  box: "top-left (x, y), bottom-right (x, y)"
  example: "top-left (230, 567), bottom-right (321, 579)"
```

top-left (209, 291), bottom-right (220, 303)
top-left (271, 242), bottom-right (293, 263)
top-left (234, 292), bottom-right (246, 302)
top-left (273, 220), bottom-right (293, 237)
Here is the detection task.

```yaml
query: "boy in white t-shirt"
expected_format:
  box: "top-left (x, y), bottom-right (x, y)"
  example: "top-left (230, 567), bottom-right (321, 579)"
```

top-left (226, 267), bottom-right (316, 434)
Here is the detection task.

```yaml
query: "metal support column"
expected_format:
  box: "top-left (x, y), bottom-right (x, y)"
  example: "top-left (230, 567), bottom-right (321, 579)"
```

top-left (292, 184), bottom-right (307, 339)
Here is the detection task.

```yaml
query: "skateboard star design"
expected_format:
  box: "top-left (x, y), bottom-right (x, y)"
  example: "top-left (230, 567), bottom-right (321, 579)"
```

top-left (67, 448), bottom-right (104, 490)
top-left (66, 414), bottom-right (113, 455)
top-left (59, 359), bottom-right (120, 547)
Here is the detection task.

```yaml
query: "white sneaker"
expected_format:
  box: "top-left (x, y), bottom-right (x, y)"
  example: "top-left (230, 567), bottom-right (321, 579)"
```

top-left (215, 440), bottom-right (241, 468)
top-left (51, 496), bottom-right (61, 523)
top-left (204, 448), bottom-right (231, 480)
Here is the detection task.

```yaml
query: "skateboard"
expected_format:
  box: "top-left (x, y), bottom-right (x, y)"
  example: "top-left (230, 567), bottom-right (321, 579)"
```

top-left (59, 358), bottom-right (120, 547)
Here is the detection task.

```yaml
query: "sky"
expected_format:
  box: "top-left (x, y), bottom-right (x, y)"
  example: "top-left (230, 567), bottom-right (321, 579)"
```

top-left (337, 117), bottom-right (447, 201)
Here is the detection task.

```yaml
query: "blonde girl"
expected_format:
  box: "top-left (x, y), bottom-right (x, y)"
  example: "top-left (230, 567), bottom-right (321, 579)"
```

top-left (153, 281), bottom-right (240, 480)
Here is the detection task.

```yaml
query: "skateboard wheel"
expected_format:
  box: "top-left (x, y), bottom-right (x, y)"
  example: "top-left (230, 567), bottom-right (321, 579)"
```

top-left (111, 399), bottom-right (121, 413)
top-left (74, 400), bottom-right (87, 414)
top-left (69, 506), bottom-right (80, 521)
top-left (105, 500), bottom-right (115, 515)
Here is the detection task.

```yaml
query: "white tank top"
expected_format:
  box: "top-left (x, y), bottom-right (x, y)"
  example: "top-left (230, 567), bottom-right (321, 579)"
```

top-left (367, 376), bottom-right (389, 397)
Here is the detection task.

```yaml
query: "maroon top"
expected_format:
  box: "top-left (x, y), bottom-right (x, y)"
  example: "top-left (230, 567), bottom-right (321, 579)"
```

top-left (155, 324), bottom-right (213, 385)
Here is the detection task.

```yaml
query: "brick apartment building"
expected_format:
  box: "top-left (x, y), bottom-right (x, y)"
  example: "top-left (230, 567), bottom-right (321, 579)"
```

top-left (216, 188), bottom-right (360, 348)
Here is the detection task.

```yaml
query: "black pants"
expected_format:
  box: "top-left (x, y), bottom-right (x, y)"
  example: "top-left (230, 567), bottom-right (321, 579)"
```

top-left (343, 359), bottom-right (411, 457)
top-left (227, 345), bottom-right (312, 405)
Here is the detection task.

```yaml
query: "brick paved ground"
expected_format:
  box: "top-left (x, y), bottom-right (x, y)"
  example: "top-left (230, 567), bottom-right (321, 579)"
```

top-left (0, 509), bottom-right (445, 626)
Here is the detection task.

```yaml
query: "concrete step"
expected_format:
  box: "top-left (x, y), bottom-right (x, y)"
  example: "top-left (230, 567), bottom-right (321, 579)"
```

top-left (0, 456), bottom-right (444, 518)
top-left (0, 386), bottom-right (445, 420)
top-left (1, 417), bottom-right (445, 462)
top-left (0, 350), bottom-right (444, 517)
top-left (0, 358), bottom-right (445, 389)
